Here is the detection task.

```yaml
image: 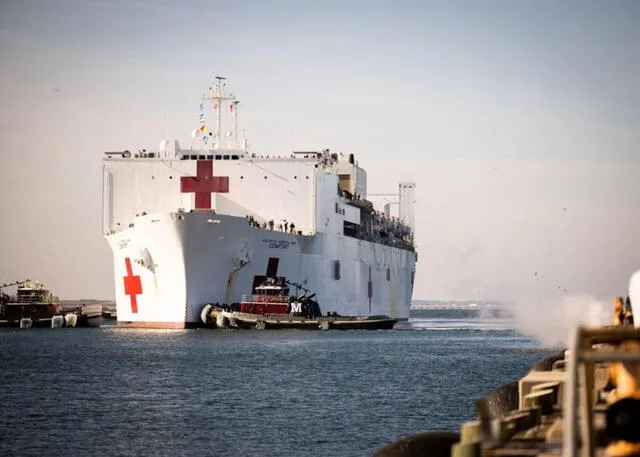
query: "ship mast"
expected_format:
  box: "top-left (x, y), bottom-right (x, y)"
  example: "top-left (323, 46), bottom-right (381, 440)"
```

top-left (230, 100), bottom-right (240, 149)
top-left (202, 76), bottom-right (235, 150)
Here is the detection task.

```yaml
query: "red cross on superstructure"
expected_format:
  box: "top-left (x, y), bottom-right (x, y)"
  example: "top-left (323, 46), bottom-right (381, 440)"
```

top-left (123, 257), bottom-right (142, 313)
top-left (180, 160), bottom-right (229, 210)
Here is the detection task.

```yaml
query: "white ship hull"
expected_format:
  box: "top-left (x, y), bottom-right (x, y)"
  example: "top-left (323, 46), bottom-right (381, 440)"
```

top-left (107, 212), bottom-right (415, 328)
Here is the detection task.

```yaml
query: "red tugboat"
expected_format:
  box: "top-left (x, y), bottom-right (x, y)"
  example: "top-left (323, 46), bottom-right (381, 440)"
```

top-left (0, 280), bottom-right (63, 328)
top-left (201, 278), bottom-right (396, 330)
top-left (239, 278), bottom-right (322, 318)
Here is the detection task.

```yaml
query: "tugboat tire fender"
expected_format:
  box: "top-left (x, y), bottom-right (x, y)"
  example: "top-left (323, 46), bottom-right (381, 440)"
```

top-left (216, 313), bottom-right (228, 329)
top-left (200, 304), bottom-right (213, 325)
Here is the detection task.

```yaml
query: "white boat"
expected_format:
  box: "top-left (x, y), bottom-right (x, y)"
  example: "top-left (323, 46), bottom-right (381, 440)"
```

top-left (102, 76), bottom-right (418, 328)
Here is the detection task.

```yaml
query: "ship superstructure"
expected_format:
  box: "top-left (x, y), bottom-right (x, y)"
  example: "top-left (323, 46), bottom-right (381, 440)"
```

top-left (102, 77), bottom-right (417, 328)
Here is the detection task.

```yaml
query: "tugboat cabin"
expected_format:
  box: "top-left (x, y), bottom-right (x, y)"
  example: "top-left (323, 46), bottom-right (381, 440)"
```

top-left (240, 278), bottom-right (292, 315)
top-left (0, 281), bottom-right (61, 326)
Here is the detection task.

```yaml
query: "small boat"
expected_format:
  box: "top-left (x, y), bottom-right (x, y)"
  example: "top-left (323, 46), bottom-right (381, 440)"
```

top-left (0, 280), bottom-right (64, 328)
top-left (61, 304), bottom-right (103, 328)
top-left (201, 278), bottom-right (397, 330)
top-left (0, 280), bottom-right (102, 328)
top-left (101, 307), bottom-right (117, 320)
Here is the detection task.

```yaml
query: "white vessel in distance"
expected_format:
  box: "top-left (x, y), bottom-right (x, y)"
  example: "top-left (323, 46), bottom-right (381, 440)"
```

top-left (102, 76), bottom-right (418, 328)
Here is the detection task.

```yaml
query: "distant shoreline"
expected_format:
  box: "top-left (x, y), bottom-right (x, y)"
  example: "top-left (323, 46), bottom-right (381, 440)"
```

top-left (59, 299), bottom-right (115, 307)
top-left (411, 303), bottom-right (505, 310)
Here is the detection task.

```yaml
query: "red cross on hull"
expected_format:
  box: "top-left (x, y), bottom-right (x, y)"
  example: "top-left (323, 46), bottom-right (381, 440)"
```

top-left (123, 257), bottom-right (143, 313)
top-left (180, 160), bottom-right (229, 210)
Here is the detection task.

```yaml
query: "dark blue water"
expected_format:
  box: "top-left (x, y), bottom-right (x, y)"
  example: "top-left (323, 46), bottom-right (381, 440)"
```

top-left (0, 309), bottom-right (557, 457)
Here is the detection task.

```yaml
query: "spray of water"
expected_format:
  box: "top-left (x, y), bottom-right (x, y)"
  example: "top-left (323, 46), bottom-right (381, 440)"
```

top-left (506, 293), bottom-right (611, 348)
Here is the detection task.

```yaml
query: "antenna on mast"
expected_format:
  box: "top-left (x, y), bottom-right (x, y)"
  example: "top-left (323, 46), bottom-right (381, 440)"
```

top-left (202, 76), bottom-right (234, 150)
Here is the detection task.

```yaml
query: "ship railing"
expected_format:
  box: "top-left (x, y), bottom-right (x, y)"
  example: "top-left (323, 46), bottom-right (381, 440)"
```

top-left (241, 295), bottom-right (288, 304)
top-left (13, 295), bottom-right (49, 303)
top-left (563, 325), bottom-right (640, 457)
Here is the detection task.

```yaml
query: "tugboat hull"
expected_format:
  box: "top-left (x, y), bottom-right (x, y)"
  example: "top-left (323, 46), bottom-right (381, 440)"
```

top-left (206, 308), bottom-right (397, 331)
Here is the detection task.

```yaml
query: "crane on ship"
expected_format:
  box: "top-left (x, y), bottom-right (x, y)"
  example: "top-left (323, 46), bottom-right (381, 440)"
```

top-left (0, 279), bottom-right (30, 307)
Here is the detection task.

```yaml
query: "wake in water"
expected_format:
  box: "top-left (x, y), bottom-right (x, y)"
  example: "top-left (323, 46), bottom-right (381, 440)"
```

top-left (407, 294), bottom-right (611, 346)
top-left (406, 308), bottom-right (515, 331)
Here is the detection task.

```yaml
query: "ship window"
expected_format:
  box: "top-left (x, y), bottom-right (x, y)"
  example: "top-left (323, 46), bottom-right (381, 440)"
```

top-left (338, 174), bottom-right (351, 194)
top-left (333, 260), bottom-right (341, 280)
top-left (215, 155), bottom-right (222, 160)
top-left (181, 155), bottom-right (188, 160)
top-left (190, 155), bottom-right (197, 160)
top-left (343, 221), bottom-right (358, 238)
top-left (232, 155), bottom-right (239, 160)
top-left (335, 203), bottom-right (339, 213)
top-left (148, 153), bottom-right (155, 158)
top-left (386, 268), bottom-right (390, 281)
top-left (198, 155), bottom-right (205, 160)
top-left (169, 176), bottom-right (173, 179)
top-left (240, 176), bottom-right (244, 179)
top-left (207, 155), bottom-right (213, 160)
top-left (294, 176), bottom-right (297, 179)
top-left (223, 155), bottom-right (230, 160)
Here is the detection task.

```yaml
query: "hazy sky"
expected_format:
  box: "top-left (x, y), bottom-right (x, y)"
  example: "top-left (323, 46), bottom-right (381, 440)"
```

top-left (1, 0), bottom-right (639, 304)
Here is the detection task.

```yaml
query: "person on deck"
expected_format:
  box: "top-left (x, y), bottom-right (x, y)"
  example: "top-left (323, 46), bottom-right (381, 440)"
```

top-left (613, 296), bottom-right (625, 326)
top-left (624, 296), bottom-right (635, 326)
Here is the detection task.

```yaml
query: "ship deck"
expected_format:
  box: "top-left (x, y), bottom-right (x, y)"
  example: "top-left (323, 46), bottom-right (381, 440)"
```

top-left (449, 326), bottom-right (640, 457)
top-left (462, 365), bottom-right (611, 457)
